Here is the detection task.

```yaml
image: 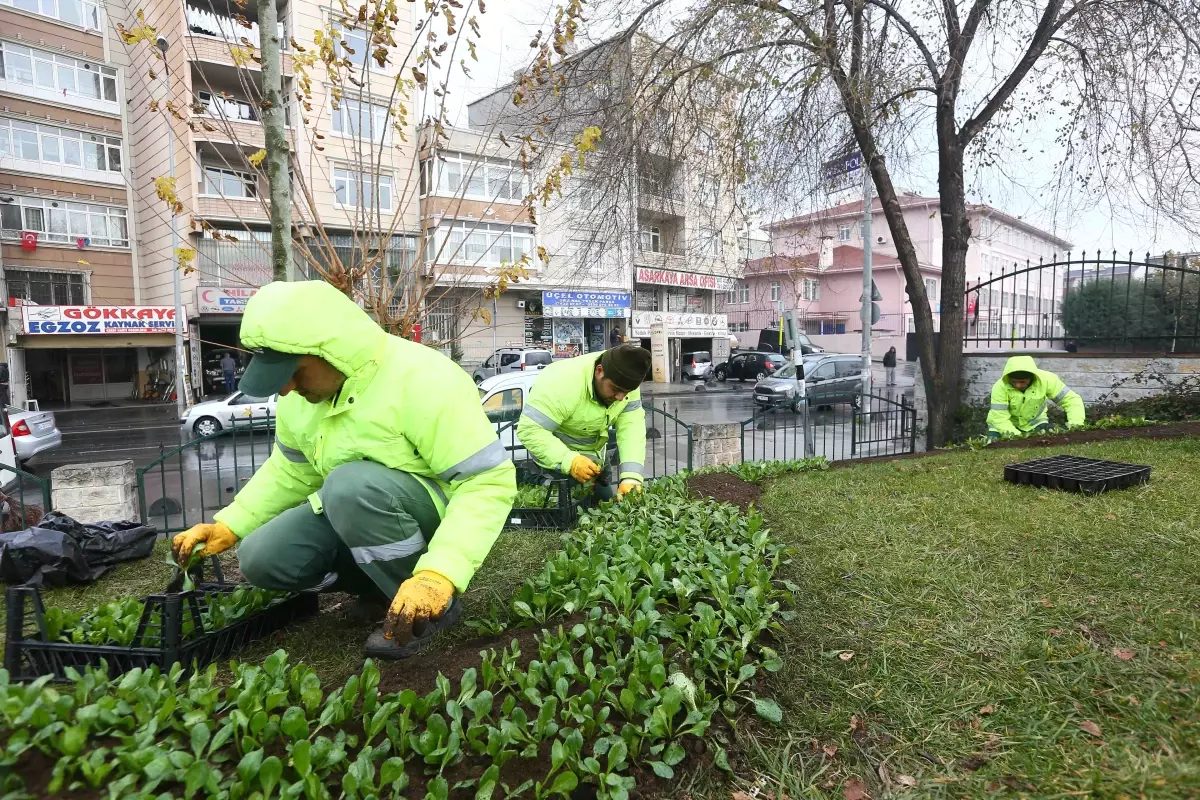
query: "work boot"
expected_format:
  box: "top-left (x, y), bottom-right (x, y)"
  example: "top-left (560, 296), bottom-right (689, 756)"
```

top-left (363, 597), bottom-right (464, 660)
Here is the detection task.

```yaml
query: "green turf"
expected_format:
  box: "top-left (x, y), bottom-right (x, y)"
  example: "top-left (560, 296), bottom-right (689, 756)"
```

top-left (752, 438), bottom-right (1200, 798)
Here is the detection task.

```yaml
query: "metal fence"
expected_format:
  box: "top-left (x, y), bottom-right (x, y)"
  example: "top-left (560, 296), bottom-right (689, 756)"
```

top-left (741, 393), bottom-right (917, 463)
top-left (0, 464), bottom-right (53, 532)
top-left (965, 252), bottom-right (1200, 351)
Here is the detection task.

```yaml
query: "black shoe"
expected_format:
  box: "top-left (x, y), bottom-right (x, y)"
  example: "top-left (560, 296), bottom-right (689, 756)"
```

top-left (363, 597), bottom-right (464, 660)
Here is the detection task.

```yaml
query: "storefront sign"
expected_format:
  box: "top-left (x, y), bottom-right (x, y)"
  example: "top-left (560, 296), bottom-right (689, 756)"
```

top-left (22, 305), bottom-right (185, 335)
top-left (197, 287), bottom-right (258, 314)
top-left (542, 291), bottom-right (631, 319)
top-left (650, 323), bottom-right (668, 382)
top-left (632, 311), bottom-right (728, 339)
top-left (635, 267), bottom-right (737, 292)
top-left (552, 318), bottom-right (584, 358)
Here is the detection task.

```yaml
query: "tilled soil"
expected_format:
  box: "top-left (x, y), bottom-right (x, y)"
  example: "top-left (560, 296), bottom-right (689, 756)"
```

top-left (988, 420), bottom-right (1200, 448)
top-left (686, 472), bottom-right (762, 511)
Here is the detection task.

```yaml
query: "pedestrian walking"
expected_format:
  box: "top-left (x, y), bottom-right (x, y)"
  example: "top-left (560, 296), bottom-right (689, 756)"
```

top-left (609, 326), bottom-right (622, 348)
top-left (220, 351), bottom-right (238, 394)
top-left (883, 346), bottom-right (897, 386)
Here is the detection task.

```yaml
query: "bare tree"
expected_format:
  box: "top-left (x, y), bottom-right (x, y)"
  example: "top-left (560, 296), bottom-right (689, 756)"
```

top-left (547, 0), bottom-right (1199, 445)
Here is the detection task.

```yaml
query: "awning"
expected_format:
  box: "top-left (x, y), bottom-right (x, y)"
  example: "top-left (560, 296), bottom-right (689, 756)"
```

top-left (16, 334), bottom-right (179, 349)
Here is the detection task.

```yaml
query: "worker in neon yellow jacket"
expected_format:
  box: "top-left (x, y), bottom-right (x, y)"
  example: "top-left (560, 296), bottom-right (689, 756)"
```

top-left (170, 281), bottom-right (515, 659)
top-left (986, 355), bottom-right (1085, 440)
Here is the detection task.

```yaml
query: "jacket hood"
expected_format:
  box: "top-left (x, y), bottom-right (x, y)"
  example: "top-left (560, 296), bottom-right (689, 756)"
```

top-left (1001, 355), bottom-right (1040, 382)
top-left (239, 281), bottom-right (386, 377)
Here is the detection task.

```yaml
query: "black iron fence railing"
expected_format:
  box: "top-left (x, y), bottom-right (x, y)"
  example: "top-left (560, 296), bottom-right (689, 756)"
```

top-left (741, 393), bottom-right (917, 463)
top-left (965, 252), bottom-right (1200, 352)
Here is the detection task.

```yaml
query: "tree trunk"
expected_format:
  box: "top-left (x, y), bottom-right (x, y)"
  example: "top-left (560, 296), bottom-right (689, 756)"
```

top-left (930, 133), bottom-right (971, 447)
top-left (258, 0), bottom-right (292, 282)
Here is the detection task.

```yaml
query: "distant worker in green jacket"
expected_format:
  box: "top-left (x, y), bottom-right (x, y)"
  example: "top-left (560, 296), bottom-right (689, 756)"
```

top-left (517, 344), bottom-right (652, 501)
top-left (171, 281), bottom-right (515, 659)
top-left (987, 355), bottom-right (1085, 441)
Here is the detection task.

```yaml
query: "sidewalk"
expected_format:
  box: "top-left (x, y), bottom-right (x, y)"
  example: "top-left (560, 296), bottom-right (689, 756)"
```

top-left (640, 380), bottom-right (744, 397)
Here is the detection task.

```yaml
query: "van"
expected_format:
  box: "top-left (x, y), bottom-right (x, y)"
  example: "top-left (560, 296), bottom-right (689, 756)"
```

top-left (478, 371), bottom-right (542, 461)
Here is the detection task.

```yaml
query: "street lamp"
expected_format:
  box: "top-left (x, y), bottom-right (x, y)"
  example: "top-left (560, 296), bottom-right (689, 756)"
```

top-left (155, 35), bottom-right (188, 419)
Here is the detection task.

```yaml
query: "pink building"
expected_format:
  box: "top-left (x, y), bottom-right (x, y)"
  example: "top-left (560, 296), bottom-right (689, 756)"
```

top-left (727, 193), bottom-right (1073, 354)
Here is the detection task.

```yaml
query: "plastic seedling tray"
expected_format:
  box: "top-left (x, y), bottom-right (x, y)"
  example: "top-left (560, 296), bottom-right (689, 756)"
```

top-left (4, 559), bottom-right (327, 682)
top-left (1003, 454), bottom-right (1150, 494)
top-left (507, 467), bottom-right (584, 530)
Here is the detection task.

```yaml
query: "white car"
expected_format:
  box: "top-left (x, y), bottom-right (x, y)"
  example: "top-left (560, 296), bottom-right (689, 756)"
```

top-left (479, 371), bottom-right (541, 461)
top-left (5, 406), bottom-right (62, 463)
top-left (181, 392), bottom-right (278, 437)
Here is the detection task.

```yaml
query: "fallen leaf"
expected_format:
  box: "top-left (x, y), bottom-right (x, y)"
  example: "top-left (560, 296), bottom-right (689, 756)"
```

top-left (1105, 513), bottom-right (1115, 520)
top-left (850, 715), bottom-right (866, 733)
top-left (1113, 648), bottom-right (1135, 661)
top-left (839, 651), bottom-right (855, 661)
top-left (823, 743), bottom-right (839, 758)
top-left (1038, 598), bottom-right (1054, 607)
top-left (1079, 720), bottom-right (1102, 737)
top-left (896, 775), bottom-right (918, 788)
top-left (1127, 695), bottom-right (1141, 706)
top-left (732, 793), bottom-right (753, 800)
top-left (969, 719), bottom-right (981, 729)
top-left (979, 705), bottom-right (995, 715)
top-left (1048, 628), bottom-right (1064, 636)
top-left (842, 778), bottom-right (870, 800)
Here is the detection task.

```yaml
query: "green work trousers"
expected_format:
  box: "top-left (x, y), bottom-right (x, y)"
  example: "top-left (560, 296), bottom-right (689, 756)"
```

top-left (237, 460), bottom-right (442, 602)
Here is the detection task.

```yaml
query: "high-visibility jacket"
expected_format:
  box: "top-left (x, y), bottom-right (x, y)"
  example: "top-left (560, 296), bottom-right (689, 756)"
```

top-left (516, 352), bottom-right (647, 485)
top-left (986, 355), bottom-right (1085, 436)
top-left (213, 281), bottom-right (515, 592)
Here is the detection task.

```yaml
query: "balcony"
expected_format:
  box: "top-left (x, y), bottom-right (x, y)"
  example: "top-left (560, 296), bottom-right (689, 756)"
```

top-left (184, 6), bottom-right (293, 74)
top-left (195, 195), bottom-right (268, 222)
top-left (194, 238), bottom-right (313, 286)
top-left (634, 247), bottom-right (688, 273)
top-left (636, 176), bottom-right (684, 218)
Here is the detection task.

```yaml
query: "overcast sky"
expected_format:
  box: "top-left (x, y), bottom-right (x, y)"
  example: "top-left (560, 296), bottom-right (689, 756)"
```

top-left (435, 1), bottom-right (1198, 256)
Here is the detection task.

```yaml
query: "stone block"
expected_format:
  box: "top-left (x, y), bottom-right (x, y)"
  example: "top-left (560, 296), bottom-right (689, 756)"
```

top-left (50, 460), bottom-right (137, 524)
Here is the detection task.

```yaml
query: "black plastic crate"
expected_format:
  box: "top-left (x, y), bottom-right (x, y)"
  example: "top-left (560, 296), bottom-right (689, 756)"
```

top-left (1003, 454), bottom-right (1151, 494)
top-left (3, 560), bottom-right (323, 681)
top-left (507, 466), bottom-right (585, 530)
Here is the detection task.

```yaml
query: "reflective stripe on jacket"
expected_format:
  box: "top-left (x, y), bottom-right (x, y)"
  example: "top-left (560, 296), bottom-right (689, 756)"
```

top-left (516, 352), bottom-right (647, 484)
top-left (986, 355), bottom-right (1085, 436)
top-left (213, 281), bottom-right (515, 592)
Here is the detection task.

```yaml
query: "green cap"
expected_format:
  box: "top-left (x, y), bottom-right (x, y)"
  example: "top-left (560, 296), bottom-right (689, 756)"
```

top-left (239, 348), bottom-right (299, 397)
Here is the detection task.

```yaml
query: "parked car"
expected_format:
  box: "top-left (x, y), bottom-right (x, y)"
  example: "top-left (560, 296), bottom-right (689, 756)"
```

top-left (681, 350), bottom-right (713, 381)
top-left (478, 371), bottom-right (541, 461)
top-left (752, 362), bottom-right (804, 410)
top-left (756, 329), bottom-right (826, 357)
top-left (471, 348), bottom-right (553, 384)
top-left (714, 351), bottom-right (787, 382)
top-left (203, 351), bottom-right (246, 396)
top-left (6, 406), bottom-right (62, 463)
top-left (797, 353), bottom-right (866, 408)
top-left (181, 392), bottom-right (278, 437)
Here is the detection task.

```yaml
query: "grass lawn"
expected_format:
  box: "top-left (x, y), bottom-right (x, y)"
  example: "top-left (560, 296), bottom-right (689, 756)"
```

top-left (753, 437), bottom-right (1199, 798)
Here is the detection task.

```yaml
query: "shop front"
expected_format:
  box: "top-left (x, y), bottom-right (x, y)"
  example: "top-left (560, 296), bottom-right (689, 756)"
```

top-left (541, 291), bottom-right (631, 358)
top-left (631, 311), bottom-right (730, 383)
top-left (15, 304), bottom-right (186, 406)
top-left (632, 267), bottom-right (734, 382)
top-left (196, 287), bottom-right (258, 397)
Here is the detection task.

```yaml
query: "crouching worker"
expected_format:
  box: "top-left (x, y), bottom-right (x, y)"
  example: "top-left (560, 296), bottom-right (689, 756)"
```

top-left (171, 281), bottom-right (515, 659)
top-left (987, 355), bottom-right (1084, 441)
top-left (517, 343), bottom-right (652, 502)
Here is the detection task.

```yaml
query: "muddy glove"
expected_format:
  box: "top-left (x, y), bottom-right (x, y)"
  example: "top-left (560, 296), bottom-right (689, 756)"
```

top-left (383, 570), bottom-right (455, 645)
top-left (616, 480), bottom-right (641, 500)
top-left (172, 522), bottom-right (236, 564)
top-left (568, 454), bottom-right (602, 483)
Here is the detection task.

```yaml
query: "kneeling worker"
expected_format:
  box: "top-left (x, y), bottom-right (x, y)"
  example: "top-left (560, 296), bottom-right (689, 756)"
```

top-left (517, 343), bottom-right (652, 501)
top-left (987, 355), bottom-right (1084, 440)
top-left (171, 281), bottom-right (515, 658)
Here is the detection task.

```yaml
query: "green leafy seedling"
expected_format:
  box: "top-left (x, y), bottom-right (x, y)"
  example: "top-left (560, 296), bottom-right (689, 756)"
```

top-left (166, 542), bottom-right (207, 592)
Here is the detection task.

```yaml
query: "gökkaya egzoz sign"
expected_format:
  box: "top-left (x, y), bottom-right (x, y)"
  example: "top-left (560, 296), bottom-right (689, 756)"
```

top-left (22, 305), bottom-right (186, 335)
top-left (635, 267), bottom-right (737, 292)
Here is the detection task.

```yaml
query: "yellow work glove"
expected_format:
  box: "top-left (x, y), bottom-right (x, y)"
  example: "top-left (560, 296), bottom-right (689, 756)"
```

top-left (616, 480), bottom-right (641, 500)
top-left (172, 521), bottom-right (236, 564)
top-left (383, 570), bottom-right (456, 644)
top-left (569, 454), bottom-right (602, 483)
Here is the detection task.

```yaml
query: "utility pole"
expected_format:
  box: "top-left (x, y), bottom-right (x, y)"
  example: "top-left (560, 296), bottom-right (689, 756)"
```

top-left (860, 162), bottom-right (873, 399)
top-left (155, 36), bottom-right (189, 418)
top-left (258, 0), bottom-right (292, 281)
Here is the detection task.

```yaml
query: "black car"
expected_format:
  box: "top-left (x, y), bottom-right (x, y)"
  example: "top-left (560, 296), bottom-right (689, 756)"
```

top-left (714, 351), bottom-right (787, 382)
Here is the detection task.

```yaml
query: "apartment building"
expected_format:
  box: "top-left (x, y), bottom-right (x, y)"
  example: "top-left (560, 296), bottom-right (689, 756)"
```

top-left (117, 0), bottom-right (419, 397)
top-left (0, 0), bottom-right (182, 407)
top-left (461, 33), bottom-right (744, 380)
top-left (725, 193), bottom-right (1074, 354)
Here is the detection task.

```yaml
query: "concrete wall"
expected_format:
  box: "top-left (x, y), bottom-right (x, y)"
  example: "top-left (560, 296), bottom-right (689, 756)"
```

top-left (960, 352), bottom-right (1200, 406)
top-left (51, 460), bottom-right (138, 523)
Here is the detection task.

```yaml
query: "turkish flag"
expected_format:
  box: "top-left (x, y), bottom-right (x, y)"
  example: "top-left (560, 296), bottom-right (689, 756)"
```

top-left (20, 231), bottom-right (37, 251)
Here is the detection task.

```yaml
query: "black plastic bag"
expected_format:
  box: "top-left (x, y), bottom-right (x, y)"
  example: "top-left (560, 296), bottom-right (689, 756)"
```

top-left (0, 512), bottom-right (158, 588)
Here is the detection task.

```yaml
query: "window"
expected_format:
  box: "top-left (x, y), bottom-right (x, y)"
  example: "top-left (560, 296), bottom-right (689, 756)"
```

top-left (331, 98), bottom-right (391, 144)
top-left (838, 224), bottom-right (851, 242)
top-left (526, 351), bottom-right (552, 366)
top-left (334, 23), bottom-right (372, 69)
top-left (499, 353), bottom-right (520, 367)
top-left (481, 387), bottom-right (523, 422)
top-left (0, 43), bottom-right (117, 103)
top-left (801, 278), bottom-right (820, 301)
top-left (834, 359), bottom-right (862, 378)
top-left (197, 91), bottom-right (257, 121)
top-left (333, 165), bottom-right (392, 211)
top-left (729, 321), bottom-right (750, 333)
top-left (0, 196), bottom-right (127, 247)
top-left (809, 362), bottom-right (835, 381)
top-left (698, 227), bottom-right (721, 257)
top-left (924, 278), bottom-right (937, 301)
top-left (696, 176), bottom-right (718, 206)
top-left (858, 221), bottom-right (866, 239)
top-left (0, 0), bottom-right (101, 30)
top-left (769, 280), bottom-right (780, 302)
top-left (432, 153), bottom-right (527, 201)
top-left (5, 268), bottom-right (86, 304)
top-left (429, 221), bottom-right (535, 267)
top-left (639, 226), bottom-right (661, 253)
top-left (201, 167), bottom-right (257, 198)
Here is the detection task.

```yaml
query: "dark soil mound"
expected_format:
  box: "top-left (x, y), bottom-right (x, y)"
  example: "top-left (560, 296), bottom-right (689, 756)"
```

top-left (990, 420), bottom-right (1200, 448)
top-left (687, 472), bottom-right (762, 511)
